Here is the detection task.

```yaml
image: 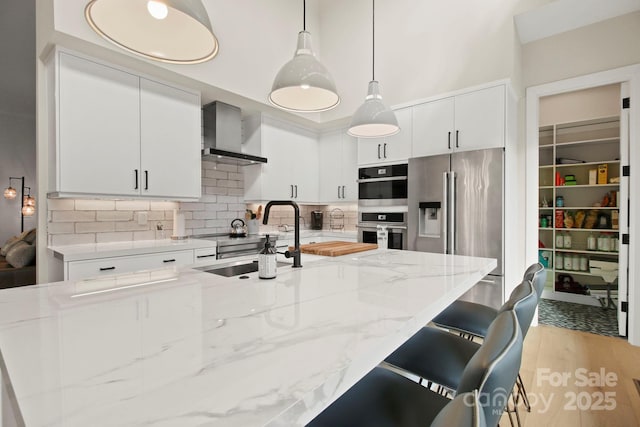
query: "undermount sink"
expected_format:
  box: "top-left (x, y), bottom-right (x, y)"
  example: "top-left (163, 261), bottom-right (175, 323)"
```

top-left (201, 260), bottom-right (290, 277)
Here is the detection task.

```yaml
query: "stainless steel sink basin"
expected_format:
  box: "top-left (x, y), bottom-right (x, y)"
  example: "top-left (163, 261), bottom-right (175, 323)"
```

top-left (201, 260), bottom-right (290, 277)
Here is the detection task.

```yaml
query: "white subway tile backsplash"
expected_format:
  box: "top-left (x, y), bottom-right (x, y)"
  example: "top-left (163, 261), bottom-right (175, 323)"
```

top-left (116, 222), bottom-right (150, 232)
top-left (52, 211), bottom-right (96, 222)
top-left (96, 211), bottom-right (133, 221)
top-left (116, 200), bottom-right (150, 211)
top-left (228, 173), bottom-right (244, 181)
top-left (150, 201), bottom-right (179, 211)
top-left (215, 164), bottom-right (238, 173)
top-left (205, 187), bottom-right (228, 196)
top-left (204, 170), bottom-right (228, 180)
top-left (133, 230), bottom-right (156, 241)
top-left (181, 202), bottom-right (205, 211)
top-left (75, 222), bottom-right (116, 233)
top-left (51, 233), bottom-right (96, 246)
top-left (96, 232), bottom-right (133, 243)
top-left (228, 188), bottom-right (244, 196)
top-left (74, 200), bottom-right (115, 211)
top-left (47, 199), bottom-right (75, 211)
top-left (193, 211), bottom-right (219, 220)
top-left (216, 195), bottom-right (241, 204)
top-left (47, 222), bottom-right (75, 234)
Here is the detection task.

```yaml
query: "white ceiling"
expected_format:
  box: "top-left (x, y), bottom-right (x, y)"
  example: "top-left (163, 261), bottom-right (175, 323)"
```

top-left (515, 0), bottom-right (640, 44)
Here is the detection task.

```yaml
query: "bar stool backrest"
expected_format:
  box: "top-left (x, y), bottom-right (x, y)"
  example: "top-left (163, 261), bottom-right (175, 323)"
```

top-left (457, 310), bottom-right (523, 427)
top-left (431, 389), bottom-right (486, 427)
top-left (523, 262), bottom-right (547, 301)
top-left (498, 279), bottom-right (538, 337)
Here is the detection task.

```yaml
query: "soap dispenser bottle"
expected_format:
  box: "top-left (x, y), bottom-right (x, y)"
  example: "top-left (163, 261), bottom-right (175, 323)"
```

top-left (258, 234), bottom-right (277, 279)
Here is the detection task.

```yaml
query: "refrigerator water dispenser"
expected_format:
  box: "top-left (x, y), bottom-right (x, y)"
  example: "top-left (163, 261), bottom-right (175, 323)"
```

top-left (418, 202), bottom-right (441, 238)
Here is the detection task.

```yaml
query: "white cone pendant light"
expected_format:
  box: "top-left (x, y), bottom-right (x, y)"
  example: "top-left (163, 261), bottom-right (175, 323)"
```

top-left (85, 0), bottom-right (219, 64)
top-left (269, 0), bottom-right (340, 113)
top-left (348, 0), bottom-right (399, 138)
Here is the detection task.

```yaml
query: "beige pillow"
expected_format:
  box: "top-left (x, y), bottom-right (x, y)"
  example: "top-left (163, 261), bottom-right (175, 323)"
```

top-left (1, 236), bottom-right (20, 257)
top-left (21, 228), bottom-right (37, 245)
top-left (6, 241), bottom-right (36, 268)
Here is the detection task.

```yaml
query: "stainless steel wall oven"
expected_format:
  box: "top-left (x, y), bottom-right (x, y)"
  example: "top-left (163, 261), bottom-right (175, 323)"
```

top-left (357, 164), bottom-right (408, 207)
top-left (357, 211), bottom-right (407, 250)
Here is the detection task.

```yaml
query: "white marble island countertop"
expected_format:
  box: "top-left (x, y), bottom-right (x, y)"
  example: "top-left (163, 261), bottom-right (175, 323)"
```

top-left (0, 250), bottom-right (495, 427)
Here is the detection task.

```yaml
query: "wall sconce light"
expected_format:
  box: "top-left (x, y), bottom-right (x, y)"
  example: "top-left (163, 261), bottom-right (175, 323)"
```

top-left (4, 177), bottom-right (35, 232)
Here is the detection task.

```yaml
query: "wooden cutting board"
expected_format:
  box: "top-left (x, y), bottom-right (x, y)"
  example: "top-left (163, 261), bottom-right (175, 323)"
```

top-left (289, 241), bottom-right (378, 257)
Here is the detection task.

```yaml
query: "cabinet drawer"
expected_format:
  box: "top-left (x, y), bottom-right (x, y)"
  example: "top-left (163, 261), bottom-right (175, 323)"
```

top-left (192, 247), bottom-right (217, 266)
top-left (67, 250), bottom-right (194, 281)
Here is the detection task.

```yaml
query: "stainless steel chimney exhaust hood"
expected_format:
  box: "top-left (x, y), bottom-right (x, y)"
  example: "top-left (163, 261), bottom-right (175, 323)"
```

top-left (202, 101), bottom-right (267, 165)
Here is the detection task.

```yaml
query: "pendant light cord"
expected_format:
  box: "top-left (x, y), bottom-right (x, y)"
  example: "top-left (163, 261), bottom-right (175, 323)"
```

top-left (372, 0), bottom-right (375, 81)
top-left (303, 0), bottom-right (306, 31)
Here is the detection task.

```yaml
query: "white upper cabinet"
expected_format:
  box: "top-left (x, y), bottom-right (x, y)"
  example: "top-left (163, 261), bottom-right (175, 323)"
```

top-left (57, 52), bottom-right (141, 196)
top-left (454, 85), bottom-right (505, 152)
top-left (412, 97), bottom-right (455, 157)
top-left (357, 107), bottom-right (412, 166)
top-left (50, 49), bottom-right (201, 200)
top-left (412, 85), bottom-right (506, 157)
top-left (319, 129), bottom-right (358, 202)
top-left (243, 116), bottom-right (319, 203)
top-left (140, 79), bottom-right (201, 199)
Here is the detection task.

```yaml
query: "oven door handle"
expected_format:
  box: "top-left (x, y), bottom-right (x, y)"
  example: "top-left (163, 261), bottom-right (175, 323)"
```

top-left (357, 224), bottom-right (407, 230)
top-left (356, 176), bottom-right (408, 183)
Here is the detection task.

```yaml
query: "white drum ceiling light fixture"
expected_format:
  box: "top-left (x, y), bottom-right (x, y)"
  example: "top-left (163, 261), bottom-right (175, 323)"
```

top-left (269, 0), bottom-right (340, 113)
top-left (348, 0), bottom-right (399, 138)
top-left (85, 0), bottom-right (219, 64)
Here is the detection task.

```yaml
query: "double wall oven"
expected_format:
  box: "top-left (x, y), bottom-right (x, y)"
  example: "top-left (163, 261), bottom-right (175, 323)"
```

top-left (357, 163), bottom-right (408, 250)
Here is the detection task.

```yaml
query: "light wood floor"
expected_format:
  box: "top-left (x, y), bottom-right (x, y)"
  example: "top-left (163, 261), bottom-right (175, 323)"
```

top-left (501, 324), bottom-right (640, 426)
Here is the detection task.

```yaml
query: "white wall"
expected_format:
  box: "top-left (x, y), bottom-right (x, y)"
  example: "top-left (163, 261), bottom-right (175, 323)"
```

top-left (522, 11), bottom-right (640, 88)
top-left (539, 84), bottom-right (621, 126)
top-left (0, 0), bottom-right (36, 244)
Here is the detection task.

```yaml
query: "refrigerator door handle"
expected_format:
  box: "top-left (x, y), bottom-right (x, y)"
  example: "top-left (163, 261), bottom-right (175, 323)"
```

top-left (442, 171), bottom-right (449, 254)
top-left (449, 171), bottom-right (457, 254)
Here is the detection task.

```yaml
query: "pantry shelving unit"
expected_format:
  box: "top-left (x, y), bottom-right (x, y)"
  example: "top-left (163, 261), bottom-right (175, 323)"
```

top-left (538, 116), bottom-right (621, 307)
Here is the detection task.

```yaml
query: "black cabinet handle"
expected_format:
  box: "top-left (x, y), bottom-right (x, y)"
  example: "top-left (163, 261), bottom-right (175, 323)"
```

top-left (448, 132), bottom-right (451, 150)
top-left (341, 186), bottom-right (345, 199)
top-left (291, 184), bottom-right (294, 198)
top-left (294, 185), bottom-right (298, 198)
top-left (377, 144), bottom-right (381, 159)
top-left (196, 254), bottom-right (216, 259)
top-left (99, 266), bottom-right (116, 271)
top-left (338, 186), bottom-right (341, 198)
top-left (144, 170), bottom-right (149, 190)
top-left (455, 130), bottom-right (459, 148)
top-left (163, 259), bottom-right (176, 263)
top-left (383, 143), bottom-right (387, 158)
top-left (134, 169), bottom-right (139, 190)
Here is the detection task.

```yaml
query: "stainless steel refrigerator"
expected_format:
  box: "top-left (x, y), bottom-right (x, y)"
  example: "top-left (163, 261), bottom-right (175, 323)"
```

top-left (408, 148), bottom-right (504, 308)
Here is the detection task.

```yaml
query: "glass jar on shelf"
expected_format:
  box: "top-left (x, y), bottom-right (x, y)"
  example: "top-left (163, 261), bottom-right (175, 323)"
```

top-left (586, 233), bottom-right (597, 251)
top-left (563, 253), bottom-right (573, 271)
top-left (555, 253), bottom-right (564, 270)
top-left (571, 254), bottom-right (580, 271)
top-left (555, 232), bottom-right (564, 248)
top-left (563, 232), bottom-right (572, 249)
top-left (597, 233), bottom-right (611, 252)
top-left (579, 255), bottom-right (589, 272)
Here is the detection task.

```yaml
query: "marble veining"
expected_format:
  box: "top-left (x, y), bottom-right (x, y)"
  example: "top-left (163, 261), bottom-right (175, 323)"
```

top-left (0, 250), bottom-right (495, 426)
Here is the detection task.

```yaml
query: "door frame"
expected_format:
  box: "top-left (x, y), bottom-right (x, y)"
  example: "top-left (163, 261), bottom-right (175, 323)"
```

top-left (525, 64), bottom-right (640, 346)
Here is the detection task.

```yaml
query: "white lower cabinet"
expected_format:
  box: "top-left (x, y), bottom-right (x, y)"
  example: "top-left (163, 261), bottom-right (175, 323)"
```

top-left (66, 250), bottom-right (195, 281)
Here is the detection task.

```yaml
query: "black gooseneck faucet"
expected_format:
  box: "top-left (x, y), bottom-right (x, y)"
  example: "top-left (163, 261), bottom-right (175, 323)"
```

top-left (263, 200), bottom-right (302, 268)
